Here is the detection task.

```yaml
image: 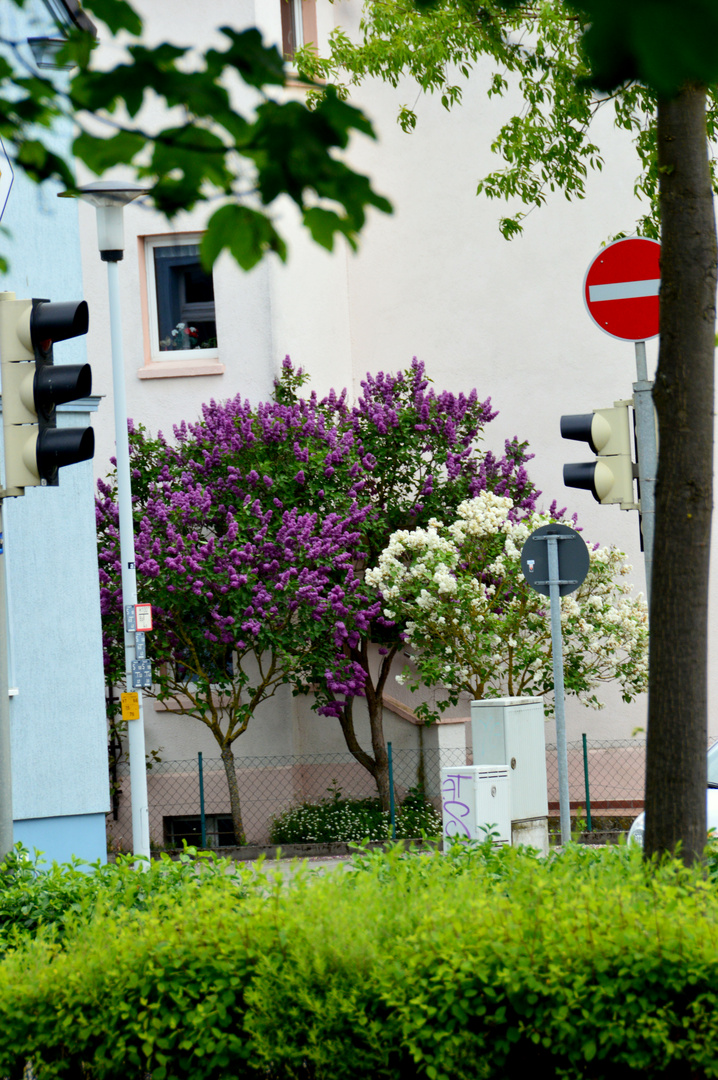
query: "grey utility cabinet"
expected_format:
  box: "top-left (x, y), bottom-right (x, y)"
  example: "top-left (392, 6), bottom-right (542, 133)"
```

top-left (471, 697), bottom-right (549, 851)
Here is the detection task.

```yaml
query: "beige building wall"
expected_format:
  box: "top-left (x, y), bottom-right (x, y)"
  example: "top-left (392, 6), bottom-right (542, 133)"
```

top-left (80, 1), bottom-right (708, 780)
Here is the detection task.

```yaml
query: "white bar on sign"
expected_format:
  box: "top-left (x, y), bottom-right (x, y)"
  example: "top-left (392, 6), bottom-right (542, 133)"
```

top-left (589, 278), bottom-right (660, 303)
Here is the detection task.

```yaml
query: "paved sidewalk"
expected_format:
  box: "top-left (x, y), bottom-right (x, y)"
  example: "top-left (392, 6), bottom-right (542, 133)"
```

top-left (243, 854), bottom-right (355, 879)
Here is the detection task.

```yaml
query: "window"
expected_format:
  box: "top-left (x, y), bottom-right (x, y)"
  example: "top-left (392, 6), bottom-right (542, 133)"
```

top-left (280, 0), bottom-right (317, 62)
top-left (145, 235), bottom-right (218, 360)
top-left (281, 0), bottom-right (303, 58)
top-left (164, 814), bottom-right (236, 849)
top-left (170, 644), bottom-right (234, 686)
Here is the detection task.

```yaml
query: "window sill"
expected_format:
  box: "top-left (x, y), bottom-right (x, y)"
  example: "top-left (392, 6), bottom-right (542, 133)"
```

top-left (138, 358), bottom-right (226, 379)
top-left (285, 71), bottom-right (322, 89)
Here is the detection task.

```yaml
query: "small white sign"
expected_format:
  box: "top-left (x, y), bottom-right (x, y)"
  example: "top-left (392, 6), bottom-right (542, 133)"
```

top-left (135, 603), bottom-right (153, 631)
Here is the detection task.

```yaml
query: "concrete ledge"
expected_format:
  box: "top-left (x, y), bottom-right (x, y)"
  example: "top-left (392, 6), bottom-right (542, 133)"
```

top-left (147, 838), bottom-right (444, 862)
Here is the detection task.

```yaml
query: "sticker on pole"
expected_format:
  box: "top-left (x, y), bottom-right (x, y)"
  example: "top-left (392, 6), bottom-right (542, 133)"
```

top-left (120, 692), bottom-right (140, 721)
top-left (583, 237), bottom-right (660, 342)
top-left (520, 524), bottom-right (589, 597)
top-left (132, 659), bottom-right (152, 688)
top-left (135, 604), bottom-right (153, 631)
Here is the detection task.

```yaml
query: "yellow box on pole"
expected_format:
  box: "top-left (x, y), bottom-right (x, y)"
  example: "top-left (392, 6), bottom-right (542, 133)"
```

top-left (121, 691), bottom-right (140, 721)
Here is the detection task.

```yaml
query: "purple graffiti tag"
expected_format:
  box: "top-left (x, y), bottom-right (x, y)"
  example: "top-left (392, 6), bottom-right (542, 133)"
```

top-left (442, 772), bottom-right (474, 839)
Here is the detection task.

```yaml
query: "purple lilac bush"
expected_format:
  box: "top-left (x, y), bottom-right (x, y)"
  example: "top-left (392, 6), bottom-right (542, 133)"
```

top-left (97, 359), bottom-right (539, 833)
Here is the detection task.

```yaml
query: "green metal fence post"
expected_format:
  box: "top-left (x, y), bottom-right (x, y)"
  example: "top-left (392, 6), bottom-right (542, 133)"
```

top-left (198, 751), bottom-right (207, 848)
top-left (582, 734), bottom-right (592, 832)
top-left (387, 741), bottom-right (397, 840)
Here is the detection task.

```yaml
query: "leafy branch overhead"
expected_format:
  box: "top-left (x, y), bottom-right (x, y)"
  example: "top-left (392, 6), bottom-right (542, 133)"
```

top-left (3, 0), bottom-right (391, 270)
top-left (298, 0), bottom-right (718, 240)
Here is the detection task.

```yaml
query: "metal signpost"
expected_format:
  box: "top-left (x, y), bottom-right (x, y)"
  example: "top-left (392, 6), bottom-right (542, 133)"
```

top-left (521, 524), bottom-right (590, 845)
top-left (583, 237), bottom-right (660, 606)
top-left (59, 180), bottom-right (153, 862)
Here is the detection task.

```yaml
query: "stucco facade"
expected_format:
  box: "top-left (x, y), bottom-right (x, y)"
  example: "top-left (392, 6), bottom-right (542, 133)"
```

top-left (78, 2), bottom-right (707, 832)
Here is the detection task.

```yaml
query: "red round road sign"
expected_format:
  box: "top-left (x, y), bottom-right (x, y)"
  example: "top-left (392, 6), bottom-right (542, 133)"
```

top-left (583, 237), bottom-right (660, 342)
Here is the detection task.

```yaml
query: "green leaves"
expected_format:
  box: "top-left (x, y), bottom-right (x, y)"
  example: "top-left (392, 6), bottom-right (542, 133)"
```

top-left (83, 0), bottom-right (143, 36)
top-left (207, 26), bottom-right (286, 89)
top-left (72, 129), bottom-right (146, 175)
top-left (201, 206), bottom-right (287, 271)
top-left (70, 28), bottom-right (392, 261)
top-left (311, 0), bottom-right (718, 240)
top-left (246, 90), bottom-right (391, 244)
top-left (0, 11), bottom-right (390, 272)
top-left (5, 844), bottom-right (718, 1079)
top-left (577, 0), bottom-right (718, 96)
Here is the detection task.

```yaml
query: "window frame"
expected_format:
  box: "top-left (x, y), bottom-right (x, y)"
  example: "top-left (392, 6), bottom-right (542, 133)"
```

top-left (163, 814), bottom-right (236, 850)
top-left (280, 0), bottom-right (317, 63)
top-left (144, 233), bottom-right (218, 362)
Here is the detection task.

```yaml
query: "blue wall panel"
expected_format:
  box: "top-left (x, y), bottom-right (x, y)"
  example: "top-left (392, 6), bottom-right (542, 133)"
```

top-left (0, 1), bottom-right (110, 865)
top-left (14, 812), bottom-right (107, 867)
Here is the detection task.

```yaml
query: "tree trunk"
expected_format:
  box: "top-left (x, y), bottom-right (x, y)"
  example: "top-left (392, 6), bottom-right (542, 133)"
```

top-left (220, 743), bottom-right (246, 845)
top-left (644, 86), bottom-right (716, 863)
top-left (337, 694), bottom-right (393, 810)
top-left (365, 678), bottom-right (392, 811)
top-left (334, 645), bottom-right (399, 811)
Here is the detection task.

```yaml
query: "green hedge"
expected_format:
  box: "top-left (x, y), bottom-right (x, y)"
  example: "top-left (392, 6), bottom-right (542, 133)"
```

top-left (0, 844), bottom-right (247, 949)
top-left (2, 843), bottom-right (718, 1078)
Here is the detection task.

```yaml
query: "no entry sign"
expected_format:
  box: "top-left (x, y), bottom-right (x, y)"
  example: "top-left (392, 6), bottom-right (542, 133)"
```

top-left (583, 237), bottom-right (660, 342)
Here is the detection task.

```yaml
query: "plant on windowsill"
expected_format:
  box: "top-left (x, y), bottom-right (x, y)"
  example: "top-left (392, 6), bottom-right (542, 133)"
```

top-left (159, 323), bottom-right (216, 351)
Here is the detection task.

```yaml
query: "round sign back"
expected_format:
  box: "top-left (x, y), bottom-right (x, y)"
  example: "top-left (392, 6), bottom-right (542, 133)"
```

top-left (520, 524), bottom-right (590, 597)
top-left (583, 237), bottom-right (660, 342)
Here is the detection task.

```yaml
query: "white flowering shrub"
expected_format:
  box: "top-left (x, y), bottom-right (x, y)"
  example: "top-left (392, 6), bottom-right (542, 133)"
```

top-left (366, 492), bottom-right (649, 721)
top-left (269, 799), bottom-right (390, 845)
top-left (269, 786), bottom-right (442, 844)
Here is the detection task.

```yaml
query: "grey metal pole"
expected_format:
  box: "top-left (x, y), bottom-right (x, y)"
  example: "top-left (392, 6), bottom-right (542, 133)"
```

top-left (0, 501), bottom-right (13, 859)
top-left (632, 340), bottom-right (657, 611)
top-left (582, 732), bottom-right (592, 832)
top-left (198, 752), bottom-right (206, 849)
top-left (106, 258), bottom-right (150, 861)
top-left (387, 741), bottom-right (396, 840)
top-left (547, 535), bottom-right (571, 845)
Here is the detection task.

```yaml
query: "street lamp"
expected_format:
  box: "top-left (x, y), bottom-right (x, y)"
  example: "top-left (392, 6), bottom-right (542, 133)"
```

top-left (60, 180), bottom-right (151, 860)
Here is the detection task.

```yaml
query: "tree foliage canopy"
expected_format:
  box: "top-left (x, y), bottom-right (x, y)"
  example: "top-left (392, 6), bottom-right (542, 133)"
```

top-left (298, 0), bottom-right (718, 240)
top-left (0, 0), bottom-right (391, 272)
top-left (97, 359), bottom-right (540, 813)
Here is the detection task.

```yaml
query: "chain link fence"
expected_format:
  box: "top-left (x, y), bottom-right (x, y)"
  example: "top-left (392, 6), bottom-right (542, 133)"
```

top-left (107, 739), bottom-right (659, 852)
top-left (545, 739), bottom-right (646, 816)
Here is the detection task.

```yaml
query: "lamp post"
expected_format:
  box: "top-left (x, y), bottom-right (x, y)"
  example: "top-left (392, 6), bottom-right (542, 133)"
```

top-left (60, 180), bottom-right (151, 860)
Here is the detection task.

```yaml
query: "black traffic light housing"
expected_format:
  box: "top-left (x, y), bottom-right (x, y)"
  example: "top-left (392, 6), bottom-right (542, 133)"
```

top-left (31, 299), bottom-right (93, 486)
top-left (0, 293), bottom-right (94, 496)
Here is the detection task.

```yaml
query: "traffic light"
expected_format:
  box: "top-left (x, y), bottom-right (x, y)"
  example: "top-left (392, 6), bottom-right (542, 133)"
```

top-left (560, 402), bottom-right (637, 508)
top-left (0, 292), bottom-right (93, 496)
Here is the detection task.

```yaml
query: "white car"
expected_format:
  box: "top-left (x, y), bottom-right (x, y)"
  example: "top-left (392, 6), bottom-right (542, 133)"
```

top-left (628, 740), bottom-right (718, 845)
